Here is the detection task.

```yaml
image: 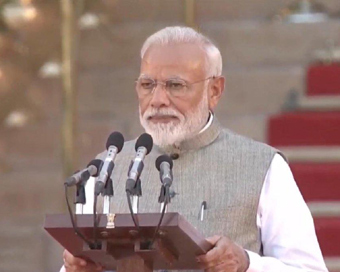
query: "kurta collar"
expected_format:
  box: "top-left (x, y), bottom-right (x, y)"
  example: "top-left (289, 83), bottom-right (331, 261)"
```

top-left (155, 113), bottom-right (222, 155)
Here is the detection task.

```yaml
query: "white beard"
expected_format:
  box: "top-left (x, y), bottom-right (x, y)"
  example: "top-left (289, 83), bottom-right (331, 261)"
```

top-left (139, 91), bottom-right (210, 147)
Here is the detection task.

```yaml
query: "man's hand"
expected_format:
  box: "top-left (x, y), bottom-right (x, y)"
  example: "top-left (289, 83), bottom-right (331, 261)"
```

top-left (63, 250), bottom-right (103, 272)
top-left (196, 235), bottom-right (250, 272)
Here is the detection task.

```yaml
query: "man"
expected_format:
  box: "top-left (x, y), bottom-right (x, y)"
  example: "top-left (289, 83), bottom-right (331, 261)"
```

top-left (62, 26), bottom-right (328, 272)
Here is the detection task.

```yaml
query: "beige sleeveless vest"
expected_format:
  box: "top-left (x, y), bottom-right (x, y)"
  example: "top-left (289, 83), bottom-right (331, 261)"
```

top-left (97, 117), bottom-right (277, 271)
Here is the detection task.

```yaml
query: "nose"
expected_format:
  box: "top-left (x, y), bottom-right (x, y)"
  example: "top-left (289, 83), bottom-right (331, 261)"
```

top-left (149, 83), bottom-right (171, 108)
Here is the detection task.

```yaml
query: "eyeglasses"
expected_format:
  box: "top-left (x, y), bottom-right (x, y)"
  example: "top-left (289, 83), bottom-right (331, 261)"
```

top-left (135, 76), bottom-right (215, 98)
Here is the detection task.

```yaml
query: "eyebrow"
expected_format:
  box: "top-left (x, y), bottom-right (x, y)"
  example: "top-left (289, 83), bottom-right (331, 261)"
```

top-left (138, 74), bottom-right (188, 81)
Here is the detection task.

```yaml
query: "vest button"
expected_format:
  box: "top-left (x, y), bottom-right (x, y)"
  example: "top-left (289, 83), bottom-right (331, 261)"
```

top-left (170, 153), bottom-right (179, 160)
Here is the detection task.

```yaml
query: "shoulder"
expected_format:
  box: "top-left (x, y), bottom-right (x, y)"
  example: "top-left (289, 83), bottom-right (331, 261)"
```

top-left (219, 127), bottom-right (276, 153)
top-left (215, 127), bottom-right (287, 165)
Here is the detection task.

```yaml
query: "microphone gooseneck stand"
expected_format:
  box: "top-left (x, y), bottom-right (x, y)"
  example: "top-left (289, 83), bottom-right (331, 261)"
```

top-left (64, 159), bottom-right (105, 249)
top-left (75, 182), bottom-right (86, 214)
top-left (126, 175), bottom-right (142, 229)
top-left (125, 133), bottom-right (153, 229)
top-left (150, 183), bottom-right (171, 247)
top-left (126, 157), bottom-right (143, 214)
top-left (151, 154), bottom-right (174, 246)
top-left (158, 184), bottom-right (170, 213)
top-left (102, 178), bottom-right (114, 214)
top-left (92, 131), bottom-right (125, 249)
top-left (64, 182), bottom-right (94, 249)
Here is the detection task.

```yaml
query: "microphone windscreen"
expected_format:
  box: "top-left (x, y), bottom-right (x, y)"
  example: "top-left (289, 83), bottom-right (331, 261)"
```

top-left (87, 159), bottom-right (103, 176)
top-left (106, 131), bottom-right (124, 152)
top-left (135, 133), bottom-right (153, 154)
top-left (155, 154), bottom-right (173, 171)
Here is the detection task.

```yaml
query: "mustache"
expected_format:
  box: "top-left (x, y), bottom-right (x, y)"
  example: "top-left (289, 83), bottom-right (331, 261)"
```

top-left (143, 108), bottom-right (183, 119)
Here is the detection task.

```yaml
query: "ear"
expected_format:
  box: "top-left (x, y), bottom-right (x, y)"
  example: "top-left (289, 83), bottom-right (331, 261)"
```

top-left (208, 76), bottom-right (225, 110)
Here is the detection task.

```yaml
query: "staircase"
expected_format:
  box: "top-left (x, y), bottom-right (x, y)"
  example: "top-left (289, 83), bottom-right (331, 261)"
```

top-left (268, 62), bottom-right (340, 272)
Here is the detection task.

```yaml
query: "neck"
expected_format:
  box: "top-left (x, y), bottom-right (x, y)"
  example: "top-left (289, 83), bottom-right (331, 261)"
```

top-left (155, 113), bottom-right (221, 154)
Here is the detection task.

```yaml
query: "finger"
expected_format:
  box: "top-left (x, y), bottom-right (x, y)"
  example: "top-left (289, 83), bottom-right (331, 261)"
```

top-left (197, 254), bottom-right (226, 271)
top-left (206, 235), bottom-right (221, 246)
top-left (197, 247), bottom-right (221, 268)
top-left (65, 263), bottom-right (103, 272)
top-left (198, 237), bottom-right (228, 264)
top-left (63, 250), bottom-right (87, 267)
top-left (205, 261), bottom-right (229, 272)
top-left (95, 264), bottom-right (104, 271)
top-left (83, 263), bottom-right (104, 272)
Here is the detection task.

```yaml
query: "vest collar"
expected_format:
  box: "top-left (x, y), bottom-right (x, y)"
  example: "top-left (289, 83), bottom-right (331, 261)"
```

top-left (155, 114), bottom-right (222, 155)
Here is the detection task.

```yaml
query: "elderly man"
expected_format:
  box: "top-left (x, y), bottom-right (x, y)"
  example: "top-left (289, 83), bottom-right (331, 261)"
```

top-left (61, 26), bottom-right (328, 272)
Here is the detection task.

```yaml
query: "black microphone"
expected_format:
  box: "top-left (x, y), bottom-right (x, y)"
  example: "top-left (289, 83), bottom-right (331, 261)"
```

top-left (95, 132), bottom-right (124, 195)
top-left (65, 159), bottom-right (103, 187)
top-left (126, 133), bottom-right (153, 193)
top-left (155, 155), bottom-right (173, 187)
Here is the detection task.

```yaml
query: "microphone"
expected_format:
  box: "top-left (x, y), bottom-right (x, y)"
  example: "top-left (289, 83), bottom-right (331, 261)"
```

top-left (155, 155), bottom-right (173, 187)
top-left (65, 159), bottom-right (103, 187)
top-left (125, 133), bottom-right (153, 193)
top-left (95, 132), bottom-right (124, 195)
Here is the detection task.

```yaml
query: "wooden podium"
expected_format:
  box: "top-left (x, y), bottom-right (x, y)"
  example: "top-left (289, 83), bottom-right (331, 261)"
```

top-left (44, 213), bottom-right (212, 271)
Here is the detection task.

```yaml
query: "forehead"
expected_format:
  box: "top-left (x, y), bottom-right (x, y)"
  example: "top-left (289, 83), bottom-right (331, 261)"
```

top-left (140, 43), bottom-right (207, 79)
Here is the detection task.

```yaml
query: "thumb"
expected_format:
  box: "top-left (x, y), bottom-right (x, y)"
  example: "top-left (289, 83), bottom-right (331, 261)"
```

top-left (205, 235), bottom-right (221, 246)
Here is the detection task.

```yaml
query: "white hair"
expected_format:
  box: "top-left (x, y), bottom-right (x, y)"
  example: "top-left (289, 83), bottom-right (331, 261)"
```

top-left (140, 26), bottom-right (222, 76)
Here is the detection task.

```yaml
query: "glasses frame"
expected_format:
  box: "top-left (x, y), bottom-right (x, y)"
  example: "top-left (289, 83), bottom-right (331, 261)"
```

top-left (135, 76), bottom-right (217, 98)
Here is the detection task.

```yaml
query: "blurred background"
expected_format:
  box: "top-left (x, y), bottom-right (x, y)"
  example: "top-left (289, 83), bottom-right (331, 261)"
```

top-left (0, 0), bottom-right (340, 271)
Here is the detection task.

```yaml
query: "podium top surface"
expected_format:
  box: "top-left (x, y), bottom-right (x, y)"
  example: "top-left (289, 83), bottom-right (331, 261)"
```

top-left (44, 212), bottom-right (212, 270)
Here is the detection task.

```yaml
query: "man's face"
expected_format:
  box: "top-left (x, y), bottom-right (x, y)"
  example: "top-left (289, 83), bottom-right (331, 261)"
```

top-left (137, 43), bottom-right (220, 146)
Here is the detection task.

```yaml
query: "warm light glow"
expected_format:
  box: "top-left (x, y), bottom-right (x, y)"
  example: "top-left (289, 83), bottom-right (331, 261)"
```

top-left (0, 69), bottom-right (3, 79)
top-left (5, 110), bottom-right (29, 128)
top-left (79, 13), bottom-right (100, 29)
top-left (39, 61), bottom-right (62, 78)
top-left (23, 5), bottom-right (37, 21)
top-left (21, 0), bottom-right (33, 5)
top-left (2, 2), bottom-right (38, 27)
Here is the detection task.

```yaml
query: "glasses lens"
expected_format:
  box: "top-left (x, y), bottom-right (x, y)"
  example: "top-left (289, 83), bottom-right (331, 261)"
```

top-left (165, 79), bottom-right (186, 96)
top-left (138, 78), bottom-right (155, 89)
top-left (136, 78), bottom-right (155, 95)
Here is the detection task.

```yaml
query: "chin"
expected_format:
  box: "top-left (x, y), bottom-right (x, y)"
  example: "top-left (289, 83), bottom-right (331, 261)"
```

top-left (142, 123), bottom-right (173, 143)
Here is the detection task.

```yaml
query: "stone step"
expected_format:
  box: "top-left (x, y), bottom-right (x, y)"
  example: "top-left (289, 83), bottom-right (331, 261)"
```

top-left (293, 96), bottom-right (340, 111)
top-left (77, 68), bottom-right (139, 114)
top-left (95, 0), bottom-right (185, 24)
top-left (0, 216), bottom-right (45, 272)
top-left (221, 66), bottom-right (304, 115)
top-left (79, 20), bottom-right (340, 69)
top-left (0, 215), bottom-right (63, 272)
top-left (291, 163), bottom-right (340, 202)
top-left (325, 257), bottom-right (340, 272)
top-left (0, 171), bottom-right (64, 217)
top-left (2, 116), bottom-right (143, 171)
top-left (196, 0), bottom-right (340, 22)
top-left (218, 114), bottom-right (267, 143)
top-left (78, 23), bottom-right (165, 70)
top-left (309, 202), bottom-right (340, 217)
top-left (279, 146), bottom-right (340, 163)
top-left (268, 112), bottom-right (340, 146)
top-left (4, 121), bottom-right (61, 162)
top-left (201, 20), bottom-right (340, 68)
